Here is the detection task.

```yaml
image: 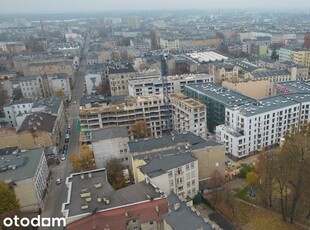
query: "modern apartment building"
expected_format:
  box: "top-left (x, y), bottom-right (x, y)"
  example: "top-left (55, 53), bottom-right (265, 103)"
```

top-left (79, 93), bottom-right (207, 139)
top-left (184, 83), bottom-right (255, 133)
top-left (128, 73), bottom-right (214, 97)
top-left (170, 93), bottom-right (207, 139)
top-left (216, 93), bottom-right (310, 159)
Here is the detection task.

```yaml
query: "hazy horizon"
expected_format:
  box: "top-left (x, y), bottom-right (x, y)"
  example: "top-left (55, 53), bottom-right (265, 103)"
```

top-left (1, 0), bottom-right (310, 14)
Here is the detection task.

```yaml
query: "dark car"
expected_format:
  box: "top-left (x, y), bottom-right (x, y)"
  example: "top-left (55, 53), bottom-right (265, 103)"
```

top-left (62, 145), bottom-right (68, 155)
top-left (65, 137), bottom-right (69, 143)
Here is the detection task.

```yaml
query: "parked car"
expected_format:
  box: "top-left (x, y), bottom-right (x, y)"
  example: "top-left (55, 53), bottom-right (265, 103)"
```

top-left (65, 137), bottom-right (69, 143)
top-left (67, 124), bottom-right (71, 129)
top-left (62, 145), bottom-right (68, 155)
top-left (61, 154), bottom-right (66, 161)
top-left (56, 178), bottom-right (62, 185)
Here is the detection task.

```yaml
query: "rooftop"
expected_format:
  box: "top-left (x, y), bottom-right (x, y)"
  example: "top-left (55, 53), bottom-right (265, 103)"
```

top-left (251, 69), bottom-right (291, 78)
top-left (63, 168), bottom-right (164, 218)
top-left (163, 193), bottom-right (213, 230)
top-left (108, 63), bottom-right (135, 74)
top-left (4, 98), bottom-right (34, 107)
top-left (18, 112), bottom-right (57, 133)
top-left (140, 153), bottom-right (197, 178)
top-left (92, 127), bottom-right (128, 142)
top-left (32, 97), bottom-right (63, 115)
top-left (276, 81), bottom-right (310, 94)
top-left (170, 93), bottom-right (205, 109)
top-left (187, 51), bottom-right (228, 63)
top-left (185, 83), bottom-right (255, 107)
top-left (0, 148), bottom-right (44, 182)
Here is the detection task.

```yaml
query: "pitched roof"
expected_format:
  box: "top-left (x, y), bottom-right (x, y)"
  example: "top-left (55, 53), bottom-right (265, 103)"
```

top-left (92, 126), bottom-right (129, 142)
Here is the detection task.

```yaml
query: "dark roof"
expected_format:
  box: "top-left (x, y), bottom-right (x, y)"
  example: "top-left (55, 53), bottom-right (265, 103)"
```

top-left (80, 94), bottom-right (109, 106)
top-left (92, 127), bottom-right (128, 142)
top-left (251, 69), bottom-right (291, 78)
top-left (108, 63), bottom-right (135, 74)
top-left (0, 147), bottom-right (19, 156)
top-left (163, 193), bottom-right (212, 230)
top-left (5, 98), bottom-right (34, 107)
top-left (129, 132), bottom-right (222, 153)
top-left (140, 154), bottom-right (197, 178)
top-left (63, 168), bottom-right (163, 217)
top-left (18, 112), bottom-right (57, 133)
top-left (32, 97), bottom-right (63, 115)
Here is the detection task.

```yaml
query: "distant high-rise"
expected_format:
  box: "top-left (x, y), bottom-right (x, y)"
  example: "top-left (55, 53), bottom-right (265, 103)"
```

top-left (127, 16), bottom-right (141, 30)
top-left (304, 33), bottom-right (310, 49)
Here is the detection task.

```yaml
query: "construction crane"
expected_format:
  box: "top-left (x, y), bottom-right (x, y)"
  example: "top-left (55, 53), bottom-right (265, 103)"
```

top-left (160, 54), bottom-right (171, 135)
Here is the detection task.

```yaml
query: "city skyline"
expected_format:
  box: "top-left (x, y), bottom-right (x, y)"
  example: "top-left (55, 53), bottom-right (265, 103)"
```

top-left (1, 0), bottom-right (310, 14)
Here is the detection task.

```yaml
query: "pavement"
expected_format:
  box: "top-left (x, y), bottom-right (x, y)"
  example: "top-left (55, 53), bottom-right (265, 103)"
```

top-left (39, 35), bottom-right (90, 230)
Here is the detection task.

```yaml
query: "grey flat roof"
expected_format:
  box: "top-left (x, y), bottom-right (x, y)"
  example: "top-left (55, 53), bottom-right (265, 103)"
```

top-left (129, 132), bottom-right (222, 154)
top-left (18, 112), bottom-right (57, 133)
top-left (140, 154), bottom-right (197, 178)
top-left (64, 169), bottom-right (162, 217)
top-left (236, 93), bottom-right (310, 117)
top-left (185, 83), bottom-right (255, 107)
top-left (5, 98), bottom-right (34, 107)
top-left (80, 95), bottom-right (109, 106)
top-left (251, 69), bottom-right (290, 78)
top-left (92, 127), bottom-right (128, 142)
top-left (32, 97), bottom-right (63, 115)
top-left (163, 193), bottom-right (212, 230)
top-left (276, 81), bottom-right (310, 94)
top-left (0, 148), bottom-right (44, 182)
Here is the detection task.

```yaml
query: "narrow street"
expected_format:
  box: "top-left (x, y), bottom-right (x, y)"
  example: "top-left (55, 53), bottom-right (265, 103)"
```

top-left (40, 35), bottom-right (89, 229)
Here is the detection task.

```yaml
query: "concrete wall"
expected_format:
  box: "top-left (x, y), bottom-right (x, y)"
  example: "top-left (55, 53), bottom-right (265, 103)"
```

top-left (222, 80), bottom-right (271, 99)
top-left (192, 145), bottom-right (225, 182)
top-left (15, 178), bottom-right (39, 213)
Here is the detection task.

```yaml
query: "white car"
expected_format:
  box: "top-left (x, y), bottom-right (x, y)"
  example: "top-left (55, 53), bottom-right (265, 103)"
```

top-left (61, 154), bottom-right (66, 161)
top-left (56, 178), bottom-right (62, 185)
top-left (73, 100), bottom-right (77, 104)
top-left (67, 124), bottom-right (71, 129)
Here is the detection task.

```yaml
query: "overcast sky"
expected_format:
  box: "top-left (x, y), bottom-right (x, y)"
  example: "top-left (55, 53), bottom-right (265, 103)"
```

top-left (1, 0), bottom-right (310, 14)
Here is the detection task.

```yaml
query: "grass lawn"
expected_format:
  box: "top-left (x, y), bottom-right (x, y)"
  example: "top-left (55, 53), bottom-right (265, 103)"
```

top-left (219, 200), bottom-right (304, 230)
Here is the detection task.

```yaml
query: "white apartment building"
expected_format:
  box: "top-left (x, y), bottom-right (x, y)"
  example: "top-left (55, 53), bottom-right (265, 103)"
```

top-left (128, 73), bottom-right (214, 97)
top-left (159, 37), bottom-right (180, 51)
top-left (2, 98), bottom-right (34, 127)
top-left (170, 93), bottom-right (207, 139)
top-left (138, 154), bottom-right (199, 199)
top-left (79, 94), bottom-right (207, 139)
top-left (85, 73), bottom-right (102, 95)
top-left (48, 75), bottom-right (72, 101)
top-left (19, 76), bottom-right (48, 99)
top-left (216, 93), bottom-right (310, 158)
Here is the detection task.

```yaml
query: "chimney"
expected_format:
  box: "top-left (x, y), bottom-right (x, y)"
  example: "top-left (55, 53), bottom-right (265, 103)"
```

top-left (174, 203), bottom-right (180, 210)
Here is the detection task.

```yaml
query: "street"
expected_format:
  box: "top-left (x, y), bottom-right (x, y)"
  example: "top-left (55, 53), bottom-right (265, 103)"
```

top-left (40, 35), bottom-right (90, 229)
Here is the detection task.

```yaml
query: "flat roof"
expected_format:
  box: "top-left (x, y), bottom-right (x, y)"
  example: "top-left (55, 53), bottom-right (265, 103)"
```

top-left (140, 154), bottom-right (197, 178)
top-left (276, 81), bottom-right (310, 94)
top-left (63, 168), bottom-right (163, 217)
top-left (0, 148), bottom-right (44, 182)
top-left (185, 83), bottom-right (255, 107)
top-left (92, 126), bottom-right (128, 142)
top-left (187, 51), bottom-right (228, 63)
top-left (32, 97), bottom-right (63, 115)
top-left (251, 69), bottom-right (291, 78)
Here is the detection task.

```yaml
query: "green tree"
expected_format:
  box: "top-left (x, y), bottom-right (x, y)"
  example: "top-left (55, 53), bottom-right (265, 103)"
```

top-left (239, 165), bottom-right (253, 178)
top-left (271, 48), bottom-right (279, 61)
top-left (106, 158), bottom-right (127, 190)
top-left (0, 181), bottom-right (20, 215)
top-left (246, 171), bottom-right (257, 186)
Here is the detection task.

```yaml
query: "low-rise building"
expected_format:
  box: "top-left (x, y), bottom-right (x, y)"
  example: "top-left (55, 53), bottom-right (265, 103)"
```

top-left (137, 153), bottom-right (199, 199)
top-left (0, 148), bottom-right (49, 213)
top-left (62, 168), bottom-right (168, 227)
top-left (85, 73), bottom-right (102, 95)
top-left (91, 127), bottom-right (130, 168)
top-left (208, 62), bottom-right (238, 83)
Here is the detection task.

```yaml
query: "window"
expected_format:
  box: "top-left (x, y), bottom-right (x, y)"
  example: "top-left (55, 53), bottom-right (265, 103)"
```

top-left (150, 222), bottom-right (153, 225)
top-left (186, 164), bottom-right (189, 171)
top-left (191, 162), bottom-right (194, 169)
top-left (168, 171), bottom-right (173, 178)
top-left (186, 173), bottom-right (190, 180)
top-left (191, 171), bottom-right (195, 178)
top-left (169, 179), bottom-right (174, 187)
top-left (191, 179), bottom-right (195, 186)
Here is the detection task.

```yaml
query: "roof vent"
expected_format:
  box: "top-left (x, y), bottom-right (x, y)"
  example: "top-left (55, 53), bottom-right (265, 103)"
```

top-left (174, 203), bottom-right (180, 210)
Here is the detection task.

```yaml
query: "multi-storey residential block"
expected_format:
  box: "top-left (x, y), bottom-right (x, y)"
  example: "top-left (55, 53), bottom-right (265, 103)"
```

top-left (216, 93), bottom-right (310, 159)
top-left (48, 74), bottom-right (72, 101)
top-left (107, 63), bottom-right (136, 96)
top-left (304, 32), bottom-right (310, 49)
top-left (278, 47), bottom-right (294, 62)
top-left (128, 73), bottom-right (214, 97)
top-left (292, 50), bottom-right (310, 67)
top-left (0, 148), bottom-right (49, 213)
top-left (170, 93), bottom-right (207, 139)
top-left (208, 62), bottom-right (238, 83)
top-left (0, 42), bottom-right (26, 54)
top-left (79, 93), bottom-right (207, 139)
top-left (138, 153), bottom-right (199, 199)
top-left (184, 83), bottom-right (254, 133)
top-left (159, 37), bottom-right (180, 51)
top-left (19, 76), bottom-right (49, 99)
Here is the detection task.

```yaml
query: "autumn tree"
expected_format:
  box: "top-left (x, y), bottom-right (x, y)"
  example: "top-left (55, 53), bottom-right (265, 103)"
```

top-left (208, 170), bottom-right (225, 206)
top-left (96, 80), bottom-right (110, 96)
top-left (54, 89), bottom-right (65, 97)
top-left (25, 35), bottom-right (44, 53)
top-left (276, 124), bottom-right (310, 223)
top-left (130, 120), bottom-right (151, 139)
top-left (69, 144), bottom-right (96, 172)
top-left (106, 158), bottom-right (127, 190)
top-left (0, 181), bottom-right (20, 215)
top-left (246, 171), bottom-right (257, 186)
top-left (256, 151), bottom-right (276, 208)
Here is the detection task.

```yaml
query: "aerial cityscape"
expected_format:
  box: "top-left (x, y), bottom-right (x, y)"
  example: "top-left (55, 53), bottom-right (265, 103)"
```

top-left (0, 1), bottom-right (310, 229)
